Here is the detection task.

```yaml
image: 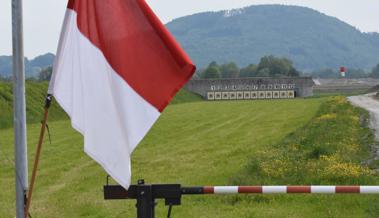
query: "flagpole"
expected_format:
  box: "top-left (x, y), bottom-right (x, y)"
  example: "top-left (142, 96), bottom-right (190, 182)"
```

top-left (11, 0), bottom-right (28, 218)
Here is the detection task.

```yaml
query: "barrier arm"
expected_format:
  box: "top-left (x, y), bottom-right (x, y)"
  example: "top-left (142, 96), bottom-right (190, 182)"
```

top-left (103, 179), bottom-right (379, 218)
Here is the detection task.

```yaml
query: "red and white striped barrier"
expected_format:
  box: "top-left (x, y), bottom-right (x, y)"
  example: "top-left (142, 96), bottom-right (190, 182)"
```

top-left (104, 184), bottom-right (379, 217)
top-left (202, 186), bottom-right (379, 194)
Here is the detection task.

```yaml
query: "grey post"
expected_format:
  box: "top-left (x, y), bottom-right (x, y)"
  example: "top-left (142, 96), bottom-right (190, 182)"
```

top-left (11, 0), bottom-right (28, 217)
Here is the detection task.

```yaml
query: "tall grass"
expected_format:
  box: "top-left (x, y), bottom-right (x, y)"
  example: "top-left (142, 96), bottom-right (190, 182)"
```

top-left (234, 96), bottom-right (378, 186)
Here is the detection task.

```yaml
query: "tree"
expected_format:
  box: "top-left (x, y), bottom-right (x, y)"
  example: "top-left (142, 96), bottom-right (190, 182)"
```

top-left (312, 68), bottom-right (369, 78)
top-left (201, 66), bottom-right (221, 79)
top-left (371, 64), bottom-right (379, 78)
top-left (256, 55), bottom-right (300, 77)
top-left (208, 61), bottom-right (219, 69)
top-left (256, 68), bottom-right (270, 77)
top-left (220, 62), bottom-right (239, 78)
top-left (288, 66), bottom-right (301, 77)
top-left (312, 68), bottom-right (338, 78)
top-left (346, 68), bottom-right (368, 78)
top-left (200, 61), bottom-right (222, 79)
top-left (38, 66), bottom-right (53, 81)
top-left (240, 64), bottom-right (258, 78)
top-left (0, 75), bottom-right (11, 82)
top-left (200, 56), bottom-right (300, 79)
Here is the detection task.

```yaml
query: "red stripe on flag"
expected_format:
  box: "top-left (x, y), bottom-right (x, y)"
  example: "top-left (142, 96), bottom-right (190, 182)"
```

top-left (67, 0), bottom-right (74, 9)
top-left (336, 186), bottom-right (360, 193)
top-left (238, 186), bottom-right (262, 193)
top-left (203, 187), bottom-right (215, 194)
top-left (287, 186), bottom-right (311, 193)
top-left (67, 0), bottom-right (195, 112)
top-left (137, 0), bottom-right (194, 70)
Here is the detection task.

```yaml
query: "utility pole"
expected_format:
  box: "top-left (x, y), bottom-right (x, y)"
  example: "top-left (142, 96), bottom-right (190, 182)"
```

top-left (11, 0), bottom-right (28, 217)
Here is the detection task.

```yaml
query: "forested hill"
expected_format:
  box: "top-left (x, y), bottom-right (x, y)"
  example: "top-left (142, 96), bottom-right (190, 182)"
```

top-left (167, 5), bottom-right (379, 71)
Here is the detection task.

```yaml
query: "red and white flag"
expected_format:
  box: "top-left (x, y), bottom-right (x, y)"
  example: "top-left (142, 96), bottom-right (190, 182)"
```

top-left (48, 0), bottom-right (196, 188)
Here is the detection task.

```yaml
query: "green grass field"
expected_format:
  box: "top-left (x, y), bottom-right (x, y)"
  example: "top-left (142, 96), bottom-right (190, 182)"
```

top-left (1, 83), bottom-right (379, 217)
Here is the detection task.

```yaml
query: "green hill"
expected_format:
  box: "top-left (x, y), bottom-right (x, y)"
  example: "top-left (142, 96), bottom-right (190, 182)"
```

top-left (167, 5), bottom-right (379, 71)
top-left (0, 81), bottom-right (66, 129)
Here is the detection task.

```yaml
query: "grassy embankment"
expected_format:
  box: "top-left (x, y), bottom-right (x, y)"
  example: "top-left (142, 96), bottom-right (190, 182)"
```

top-left (0, 81), bottom-right (67, 129)
top-left (235, 96), bottom-right (378, 185)
top-left (1, 81), bottom-right (378, 217)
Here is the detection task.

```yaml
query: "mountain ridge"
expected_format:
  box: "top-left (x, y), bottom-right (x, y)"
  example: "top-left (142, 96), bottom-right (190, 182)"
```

top-left (0, 53), bottom-right (55, 78)
top-left (1, 5), bottom-right (378, 76)
top-left (166, 4), bottom-right (379, 71)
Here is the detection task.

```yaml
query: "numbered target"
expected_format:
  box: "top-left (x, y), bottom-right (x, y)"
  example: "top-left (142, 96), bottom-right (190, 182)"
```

top-left (244, 92), bottom-right (251, 99)
top-left (229, 92), bottom-right (237, 100)
top-left (251, 91), bottom-right (258, 99)
top-left (266, 91), bottom-right (273, 99)
top-left (207, 92), bottom-right (215, 100)
top-left (280, 91), bottom-right (288, 99)
top-left (287, 90), bottom-right (295, 98)
top-left (237, 92), bottom-right (244, 100)
top-left (222, 92), bottom-right (230, 100)
top-left (215, 92), bottom-right (222, 100)
top-left (258, 91), bottom-right (266, 99)
top-left (273, 91), bottom-right (280, 99)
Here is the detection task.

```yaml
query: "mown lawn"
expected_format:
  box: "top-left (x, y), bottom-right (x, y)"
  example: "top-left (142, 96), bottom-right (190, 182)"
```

top-left (1, 96), bottom-right (378, 217)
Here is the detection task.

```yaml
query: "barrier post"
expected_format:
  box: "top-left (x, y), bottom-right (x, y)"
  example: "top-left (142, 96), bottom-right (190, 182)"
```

top-left (104, 180), bottom-right (183, 218)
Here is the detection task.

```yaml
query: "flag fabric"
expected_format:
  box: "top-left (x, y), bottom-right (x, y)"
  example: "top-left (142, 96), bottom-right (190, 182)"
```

top-left (48, 0), bottom-right (196, 188)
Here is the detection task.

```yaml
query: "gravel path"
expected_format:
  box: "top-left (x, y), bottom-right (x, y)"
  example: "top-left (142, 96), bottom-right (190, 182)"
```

top-left (348, 93), bottom-right (379, 140)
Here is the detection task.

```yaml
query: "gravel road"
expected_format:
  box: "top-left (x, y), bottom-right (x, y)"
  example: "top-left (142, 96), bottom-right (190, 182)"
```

top-left (348, 93), bottom-right (379, 140)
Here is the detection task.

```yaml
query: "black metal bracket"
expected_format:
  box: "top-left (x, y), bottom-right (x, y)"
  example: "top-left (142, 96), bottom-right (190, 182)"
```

top-left (45, 94), bottom-right (53, 109)
top-left (104, 179), bottom-right (205, 218)
top-left (104, 179), bottom-right (182, 218)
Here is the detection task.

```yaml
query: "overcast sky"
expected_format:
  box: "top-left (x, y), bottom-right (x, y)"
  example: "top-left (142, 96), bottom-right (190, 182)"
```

top-left (0, 0), bottom-right (378, 58)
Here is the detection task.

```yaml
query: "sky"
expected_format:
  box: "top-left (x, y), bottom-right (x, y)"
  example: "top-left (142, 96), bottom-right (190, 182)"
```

top-left (0, 0), bottom-right (378, 59)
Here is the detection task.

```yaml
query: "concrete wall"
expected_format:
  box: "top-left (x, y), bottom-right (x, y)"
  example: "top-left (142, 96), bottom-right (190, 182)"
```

top-left (185, 77), bottom-right (314, 99)
top-left (313, 78), bottom-right (379, 94)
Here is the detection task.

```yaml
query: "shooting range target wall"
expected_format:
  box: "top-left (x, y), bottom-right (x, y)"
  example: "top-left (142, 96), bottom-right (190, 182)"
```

top-left (185, 77), bottom-right (314, 101)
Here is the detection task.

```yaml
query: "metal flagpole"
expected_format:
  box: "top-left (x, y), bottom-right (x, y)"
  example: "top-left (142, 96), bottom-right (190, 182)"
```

top-left (11, 0), bottom-right (28, 217)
